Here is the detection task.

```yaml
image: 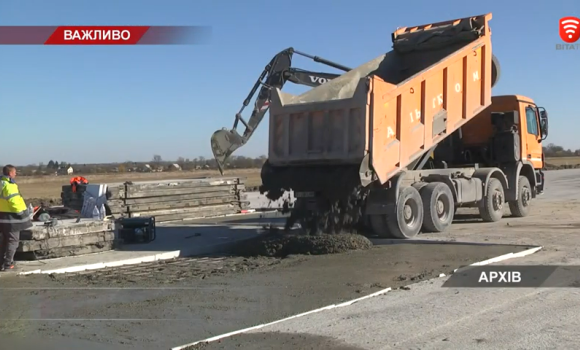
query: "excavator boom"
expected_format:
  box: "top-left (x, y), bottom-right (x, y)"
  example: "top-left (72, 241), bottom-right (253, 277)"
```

top-left (210, 48), bottom-right (351, 174)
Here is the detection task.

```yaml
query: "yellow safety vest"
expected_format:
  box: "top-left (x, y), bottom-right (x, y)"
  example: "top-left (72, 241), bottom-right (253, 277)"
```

top-left (0, 176), bottom-right (32, 231)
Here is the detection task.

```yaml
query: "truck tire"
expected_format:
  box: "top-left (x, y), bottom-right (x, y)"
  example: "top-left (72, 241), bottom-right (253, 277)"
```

top-left (420, 182), bottom-right (455, 233)
top-left (370, 215), bottom-right (395, 238)
top-left (385, 186), bottom-right (424, 239)
top-left (478, 177), bottom-right (504, 222)
top-left (491, 54), bottom-right (501, 88)
top-left (508, 176), bottom-right (532, 218)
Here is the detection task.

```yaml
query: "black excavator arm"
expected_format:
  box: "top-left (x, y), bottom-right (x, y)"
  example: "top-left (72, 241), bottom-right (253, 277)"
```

top-left (210, 47), bottom-right (351, 174)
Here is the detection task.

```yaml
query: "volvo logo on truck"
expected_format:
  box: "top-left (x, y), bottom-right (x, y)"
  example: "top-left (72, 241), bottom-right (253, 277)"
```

top-left (309, 76), bottom-right (330, 84)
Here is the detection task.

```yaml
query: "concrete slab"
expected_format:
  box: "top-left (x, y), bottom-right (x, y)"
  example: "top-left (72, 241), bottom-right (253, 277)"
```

top-left (172, 245), bottom-right (543, 350)
top-left (10, 211), bottom-right (290, 275)
top-left (0, 239), bottom-right (539, 350)
top-left (14, 222), bottom-right (269, 275)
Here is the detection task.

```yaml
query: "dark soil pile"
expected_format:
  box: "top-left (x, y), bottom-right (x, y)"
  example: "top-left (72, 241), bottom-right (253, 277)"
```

top-left (230, 230), bottom-right (373, 258)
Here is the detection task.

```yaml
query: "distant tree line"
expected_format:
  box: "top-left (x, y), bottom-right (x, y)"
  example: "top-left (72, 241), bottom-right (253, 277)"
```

top-left (542, 143), bottom-right (580, 157)
top-left (5, 145), bottom-right (579, 177)
top-left (10, 155), bottom-right (268, 176)
top-left (46, 160), bottom-right (71, 170)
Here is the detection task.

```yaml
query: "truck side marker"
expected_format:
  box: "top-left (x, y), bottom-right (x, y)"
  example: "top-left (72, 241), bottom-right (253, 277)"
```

top-left (171, 245), bottom-right (542, 350)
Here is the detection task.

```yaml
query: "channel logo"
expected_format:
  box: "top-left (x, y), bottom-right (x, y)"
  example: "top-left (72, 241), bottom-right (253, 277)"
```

top-left (559, 17), bottom-right (580, 43)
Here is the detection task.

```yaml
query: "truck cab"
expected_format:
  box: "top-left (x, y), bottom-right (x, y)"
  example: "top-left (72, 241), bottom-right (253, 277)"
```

top-left (488, 95), bottom-right (548, 169)
top-left (459, 95), bottom-right (549, 194)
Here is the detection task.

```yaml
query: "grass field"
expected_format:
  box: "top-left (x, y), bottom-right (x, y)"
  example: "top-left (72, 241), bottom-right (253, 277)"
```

top-left (15, 157), bottom-right (580, 200)
top-left (544, 156), bottom-right (580, 166)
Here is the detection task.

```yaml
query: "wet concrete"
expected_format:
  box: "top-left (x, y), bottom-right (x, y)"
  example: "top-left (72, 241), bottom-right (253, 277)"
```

top-left (231, 231), bottom-right (373, 257)
top-left (0, 242), bottom-right (532, 350)
top-left (187, 169), bottom-right (580, 350)
top-left (187, 332), bottom-right (368, 350)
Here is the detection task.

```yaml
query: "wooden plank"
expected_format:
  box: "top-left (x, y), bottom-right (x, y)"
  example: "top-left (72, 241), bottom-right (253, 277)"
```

top-left (18, 231), bottom-right (115, 252)
top-left (106, 188), bottom-right (124, 200)
top-left (21, 221), bottom-right (114, 240)
top-left (124, 185), bottom-right (237, 200)
top-left (107, 199), bottom-right (124, 206)
top-left (122, 190), bottom-right (234, 205)
top-left (62, 178), bottom-right (246, 200)
top-left (125, 183), bottom-right (236, 194)
top-left (129, 203), bottom-right (237, 218)
top-left (108, 206), bottom-right (125, 215)
top-left (153, 206), bottom-right (241, 223)
top-left (126, 195), bottom-right (238, 212)
top-left (16, 241), bottom-right (115, 260)
top-left (62, 187), bottom-right (245, 204)
top-left (125, 178), bottom-right (242, 192)
top-left (124, 187), bottom-right (239, 199)
top-left (126, 177), bottom-right (244, 190)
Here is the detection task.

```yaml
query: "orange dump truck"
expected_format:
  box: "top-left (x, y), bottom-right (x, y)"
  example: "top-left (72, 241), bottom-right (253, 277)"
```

top-left (260, 13), bottom-right (550, 238)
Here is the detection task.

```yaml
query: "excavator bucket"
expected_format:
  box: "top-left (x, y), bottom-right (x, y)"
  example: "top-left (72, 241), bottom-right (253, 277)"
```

top-left (210, 128), bottom-right (244, 175)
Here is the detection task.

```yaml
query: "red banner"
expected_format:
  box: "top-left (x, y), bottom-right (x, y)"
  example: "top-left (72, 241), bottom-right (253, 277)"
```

top-left (45, 26), bottom-right (150, 45)
top-left (0, 26), bottom-right (210, 45)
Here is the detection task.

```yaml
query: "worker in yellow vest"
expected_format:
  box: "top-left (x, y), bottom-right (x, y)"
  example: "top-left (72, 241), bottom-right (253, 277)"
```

top-left (0, 165), bottom-right (32, 271)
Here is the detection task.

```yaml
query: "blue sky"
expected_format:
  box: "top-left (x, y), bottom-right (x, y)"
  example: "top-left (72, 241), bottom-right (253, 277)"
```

top-left (1, 0), bottom-right (578, 165)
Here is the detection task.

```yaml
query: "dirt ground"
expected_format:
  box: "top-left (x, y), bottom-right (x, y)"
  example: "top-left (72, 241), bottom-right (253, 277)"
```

top-left (16, 168), bottom-right (262, 203)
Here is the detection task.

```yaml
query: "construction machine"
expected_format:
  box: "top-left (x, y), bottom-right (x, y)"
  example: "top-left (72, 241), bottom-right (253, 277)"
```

top-left (210, 48), bottom-right (351, 174)
top-left (258, 13), bottom-right (549, 237)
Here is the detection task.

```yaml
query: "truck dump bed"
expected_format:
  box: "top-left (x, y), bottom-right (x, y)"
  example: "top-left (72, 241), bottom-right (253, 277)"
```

top-left (267, 13), bottom-right (494, 185)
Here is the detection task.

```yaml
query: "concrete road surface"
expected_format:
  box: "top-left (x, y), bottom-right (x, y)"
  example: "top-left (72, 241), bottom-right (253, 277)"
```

top-left (1, 169), bottom-right (578, 350)
top-left (200, 169), bottom-right (580, 350)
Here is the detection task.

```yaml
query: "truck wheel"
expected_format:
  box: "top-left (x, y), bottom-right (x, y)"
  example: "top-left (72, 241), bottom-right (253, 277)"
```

top-left (370, 214), bottom-right (394, 238)
top-left (385, 186), bottom-right (424, 239)
top-left (508, 176), bottom-right (532, 217)
top-left (491, 54), bottom-right (501, 88)
top-left (478, 178), bottom-right (504, 222)
top-left (420, 182), bottom-right (455, 233)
